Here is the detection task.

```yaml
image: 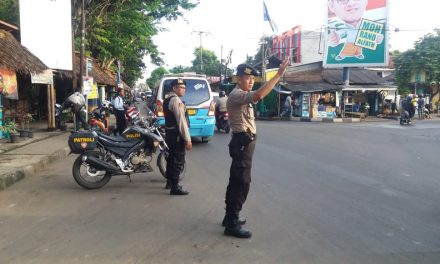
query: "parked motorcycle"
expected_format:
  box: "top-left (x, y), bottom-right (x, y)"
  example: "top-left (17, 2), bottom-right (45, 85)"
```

top-left (125, 104), bottom-right (141, 126)
top-left (55, 103), bottom-right (68, 131)
top-left (216, 111), bottom-right (230, 133)
top-left (88, 105), bottom-right (112, 134)
top-left (68, 127), bottom-right (164, 189)
top-left (128, 106), bottom-right (185, 180)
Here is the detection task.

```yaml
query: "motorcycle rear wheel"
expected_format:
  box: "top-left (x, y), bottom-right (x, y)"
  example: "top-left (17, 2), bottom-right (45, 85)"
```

top-left (157, 150), bottom-right (185, 180)
top-left (72, 151), bottom-right (112, 189)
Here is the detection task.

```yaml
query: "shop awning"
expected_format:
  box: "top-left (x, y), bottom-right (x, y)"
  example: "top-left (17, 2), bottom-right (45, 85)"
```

top-left (280, 82), bottom-right (339, 93)
top-left (272, 85), bottom-right (292, 94)
top-left (341, 85), bottom-right (397, 91)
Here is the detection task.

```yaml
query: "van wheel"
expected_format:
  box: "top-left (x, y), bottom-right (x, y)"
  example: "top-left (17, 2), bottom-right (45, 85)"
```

top-left (201, 136), bottom-right (212, 143)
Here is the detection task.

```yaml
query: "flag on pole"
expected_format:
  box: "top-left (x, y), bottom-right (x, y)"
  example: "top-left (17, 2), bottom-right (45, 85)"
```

top-left (263, 0), bottom-right (278, 33)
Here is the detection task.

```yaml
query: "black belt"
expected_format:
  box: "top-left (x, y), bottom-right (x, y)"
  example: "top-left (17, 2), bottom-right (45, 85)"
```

top-left (233, 131), bottom-right (256, 136)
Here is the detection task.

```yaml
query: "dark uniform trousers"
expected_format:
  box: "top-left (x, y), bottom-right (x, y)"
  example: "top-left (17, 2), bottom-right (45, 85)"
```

top-left (114, 109), bottom-right (126, 135)
top-left (225, 132), bottom-right (256, 217)
top-left (165, 129), bottom-right (186, 186)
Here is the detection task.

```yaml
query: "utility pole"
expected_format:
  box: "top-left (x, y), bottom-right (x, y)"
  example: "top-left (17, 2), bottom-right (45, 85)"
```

top-left (260, 40), bottom-right (267, 82)
top-left (192, 30), bottom-right (210, 72)
top-left (79, 0), bottom-right (85, 92)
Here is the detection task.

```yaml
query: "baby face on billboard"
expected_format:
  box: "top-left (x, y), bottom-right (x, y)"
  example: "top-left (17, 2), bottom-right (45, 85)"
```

top-left (328, 0), bottom-right (368, 26)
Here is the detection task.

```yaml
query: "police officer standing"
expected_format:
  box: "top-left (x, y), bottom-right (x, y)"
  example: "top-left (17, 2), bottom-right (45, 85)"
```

top-left (222, 58), bottom-right (289, 238)
top-left (113, 88), bottom-right (127, 136)
top-left (163, 78), bottom-right (192, 195)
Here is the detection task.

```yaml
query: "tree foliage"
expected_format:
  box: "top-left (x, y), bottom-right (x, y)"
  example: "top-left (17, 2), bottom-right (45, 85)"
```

top-left (147, 66), bottom-right (168, 90)
top-left (0, 0), bottom-right (19, 26)
top-left (71, 0), bottom-right (197, 87)
top-left (395, 29), bottom-right (440, 92)
top-left (191, 47), bottom-right (222, 76)
top-left (169, 65), bottom-right (193, 74)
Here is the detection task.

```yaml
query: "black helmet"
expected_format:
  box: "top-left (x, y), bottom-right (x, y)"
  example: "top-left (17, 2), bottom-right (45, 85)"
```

top-left (219, 91), bottom-right (226, 97)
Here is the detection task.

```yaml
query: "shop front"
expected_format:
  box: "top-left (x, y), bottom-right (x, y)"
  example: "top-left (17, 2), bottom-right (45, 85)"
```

top-left (281, 82), bottom-right (339, 118)
top-left (341, 86), bottom-right (397, 117)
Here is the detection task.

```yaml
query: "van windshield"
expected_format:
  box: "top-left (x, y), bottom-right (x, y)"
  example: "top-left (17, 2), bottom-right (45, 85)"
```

top-left (162, 79), bottom-right (210, 106)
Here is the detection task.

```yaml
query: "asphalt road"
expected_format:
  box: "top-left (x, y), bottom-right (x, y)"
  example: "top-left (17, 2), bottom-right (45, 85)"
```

top-left (1, 119), bottom-right (440, 264)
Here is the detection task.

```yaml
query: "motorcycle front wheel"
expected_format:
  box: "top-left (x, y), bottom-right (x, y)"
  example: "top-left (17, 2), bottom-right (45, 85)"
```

top-left (157, 150), bottom-right (185, 180)
top-left (72, 151), bottom-right (112, 189)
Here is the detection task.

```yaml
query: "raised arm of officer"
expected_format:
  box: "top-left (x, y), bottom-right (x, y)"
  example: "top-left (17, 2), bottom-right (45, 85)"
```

top-left (252, 57), bottom-right (290, 102)
top-left (169, 96), bottom-right (192, 151)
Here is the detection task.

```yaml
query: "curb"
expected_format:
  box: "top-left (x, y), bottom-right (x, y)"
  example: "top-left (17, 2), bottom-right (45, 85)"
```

top-left (259, 117), bottom-right (361, 123)
top-left (0, 146), bottom-right (70, 191)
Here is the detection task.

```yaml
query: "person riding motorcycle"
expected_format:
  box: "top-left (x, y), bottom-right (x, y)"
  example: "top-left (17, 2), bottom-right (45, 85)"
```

top-left (216, 91), bottom-right (228, 121)
top-left (401, 95), bottom-right (415, 122)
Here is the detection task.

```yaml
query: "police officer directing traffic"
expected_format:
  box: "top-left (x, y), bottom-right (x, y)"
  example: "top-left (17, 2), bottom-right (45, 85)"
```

top-left (163, 78), bottom-right (192, 195)
top-left (222, 58), bottom-right (290, 238)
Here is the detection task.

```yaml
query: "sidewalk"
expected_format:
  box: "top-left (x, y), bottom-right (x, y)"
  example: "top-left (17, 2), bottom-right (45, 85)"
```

top-left (0, 121), bottom-right (72, 191)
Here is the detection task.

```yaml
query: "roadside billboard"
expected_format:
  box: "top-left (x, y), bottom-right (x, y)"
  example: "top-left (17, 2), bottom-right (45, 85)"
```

top-left (19, 0), bottom-right (72, 70)
top-left (324, 0), bottom-right (388, 68)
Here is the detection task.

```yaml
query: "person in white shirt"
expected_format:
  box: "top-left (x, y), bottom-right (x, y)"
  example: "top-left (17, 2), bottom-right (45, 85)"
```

top-left (113, 88), bottom-right (126, 135)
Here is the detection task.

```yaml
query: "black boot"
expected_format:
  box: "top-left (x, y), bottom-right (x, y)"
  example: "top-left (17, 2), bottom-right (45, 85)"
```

top-left (164, 180), bottom-right (171, 189)
top-left (222, 215), bottom-right (246, 226)
top-left (223, 215), bottom-right (252, 239)
top-left (170, 185), bottom-right (189, 195)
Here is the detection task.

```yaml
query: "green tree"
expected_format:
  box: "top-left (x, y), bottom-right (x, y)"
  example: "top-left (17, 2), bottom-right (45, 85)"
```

top-left (191, 47), bottom-right (222, 76)
top-left (395, 29), bottom-right (440, 94)
top-left (71, 0), bottom-right (198, 86)
top-left (0, 0), bottom-right (19, 26)
top-left (147, 67), bottom-right (168, 90)
top-left (246, 36), bottom-right (273, 67)
top-left (169, 65), bottom-right (193, 74)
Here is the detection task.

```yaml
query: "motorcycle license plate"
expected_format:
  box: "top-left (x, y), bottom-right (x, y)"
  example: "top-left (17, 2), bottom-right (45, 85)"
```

top-left (187, 109), bottom-right (196, 115)
top-left (223, 116), bottom-right (228, 120)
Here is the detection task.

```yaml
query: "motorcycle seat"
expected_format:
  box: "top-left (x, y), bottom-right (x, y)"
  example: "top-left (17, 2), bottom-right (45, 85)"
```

top-left (97, 133), bottom-right (139, 148)
top-left (98, 132), bottom-right (126, 142)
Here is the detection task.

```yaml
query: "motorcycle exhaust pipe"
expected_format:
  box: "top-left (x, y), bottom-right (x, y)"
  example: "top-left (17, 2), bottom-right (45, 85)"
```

top-left (82, 155), bottom-right (119, 172)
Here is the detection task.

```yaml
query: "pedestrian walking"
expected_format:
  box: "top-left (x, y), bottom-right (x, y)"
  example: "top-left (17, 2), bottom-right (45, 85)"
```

top-left (163, 78), bottom-right (192, 195)
top-left (417, 95), bottom-right (425, 119)
top-left (222, 58), bottom-right (290, 238)
top-left (113, 88), bottom-right (127, 135)
top-left (280, 94), bottom-right (293, 118)
top-left (62, 91), bottom-right (89, 131)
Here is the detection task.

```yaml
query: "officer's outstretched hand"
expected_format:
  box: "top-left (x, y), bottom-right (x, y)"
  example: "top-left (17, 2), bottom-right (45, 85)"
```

top-left (185, 141), bottom-right (192, 151)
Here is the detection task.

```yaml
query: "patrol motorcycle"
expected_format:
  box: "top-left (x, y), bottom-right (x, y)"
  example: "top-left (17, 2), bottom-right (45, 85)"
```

top-left (131, 106), bottom-right (186, 180)
top-left (68, 126), bottom-right (164, 189)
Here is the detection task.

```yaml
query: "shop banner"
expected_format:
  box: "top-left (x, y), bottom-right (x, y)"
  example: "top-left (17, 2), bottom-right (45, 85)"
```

top-left (0, 67), bottom-right (18, 100)
top-left (83, 76), bottom-right (94, 95)
top-left (31, 69), bottom-right (53, 85)
top-left (324, 0), bottom-right (388, 68)
top-left (88, 83), bottom-right (99, 100)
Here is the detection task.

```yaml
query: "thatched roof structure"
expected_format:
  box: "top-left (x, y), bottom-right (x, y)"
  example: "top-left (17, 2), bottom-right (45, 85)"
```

top-left (0, 30), bottom-right (48, 75)
top-left (58, 54), bottom-right (130, 90)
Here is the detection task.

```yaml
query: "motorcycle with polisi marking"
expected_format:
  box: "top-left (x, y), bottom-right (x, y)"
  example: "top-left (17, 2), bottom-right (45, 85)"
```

top-left (125, 106), bottom-right (185, 181)
top-left (68, 125), bottom-right (165, 189)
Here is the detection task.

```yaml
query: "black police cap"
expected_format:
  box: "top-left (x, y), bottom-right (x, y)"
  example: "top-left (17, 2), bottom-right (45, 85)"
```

top-left (171, 78), bottom-right (186, 87)
top-left (236, 64), bottom-right (259, 76)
